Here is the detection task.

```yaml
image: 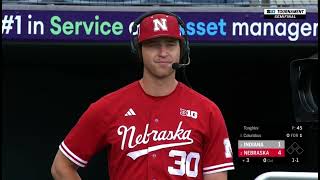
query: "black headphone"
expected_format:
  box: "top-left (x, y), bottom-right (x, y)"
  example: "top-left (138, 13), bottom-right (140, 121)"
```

top-left (130, 10), bottom-right (190, 67)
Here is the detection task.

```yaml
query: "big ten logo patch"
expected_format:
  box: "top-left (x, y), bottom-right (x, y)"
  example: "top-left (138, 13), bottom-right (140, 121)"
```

top-left (180, 108), bottom-right (198, 119)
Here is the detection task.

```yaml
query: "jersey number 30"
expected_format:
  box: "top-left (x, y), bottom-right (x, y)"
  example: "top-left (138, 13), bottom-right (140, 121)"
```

top-left (168, 150), bottom-right (200, 177)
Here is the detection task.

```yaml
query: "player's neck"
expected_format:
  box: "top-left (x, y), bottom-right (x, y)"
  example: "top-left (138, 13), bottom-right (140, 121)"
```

top-left (139, 76), bottom-right (178, 97)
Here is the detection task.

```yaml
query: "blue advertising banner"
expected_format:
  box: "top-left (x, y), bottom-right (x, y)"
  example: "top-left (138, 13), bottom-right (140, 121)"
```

top-left (2, 10), bottom-right (318, 43)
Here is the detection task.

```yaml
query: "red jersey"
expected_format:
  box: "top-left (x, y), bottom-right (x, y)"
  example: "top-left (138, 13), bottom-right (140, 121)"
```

top-left (60, 81), bottom-right (234, 179)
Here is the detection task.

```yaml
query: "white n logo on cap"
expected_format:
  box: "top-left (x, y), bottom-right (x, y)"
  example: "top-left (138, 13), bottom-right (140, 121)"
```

top-left (153, 18), bottom-right (168, 32)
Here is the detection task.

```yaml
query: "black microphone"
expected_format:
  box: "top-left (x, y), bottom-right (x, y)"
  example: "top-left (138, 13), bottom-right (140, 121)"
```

top-left (172, 63), bottom-right (184, 70)
top-left (172, 57), bottom-right (191, 70)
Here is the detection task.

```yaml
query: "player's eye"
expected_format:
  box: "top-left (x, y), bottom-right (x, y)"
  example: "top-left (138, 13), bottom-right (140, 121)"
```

top-left (168, 42), bottom-right (177, 47)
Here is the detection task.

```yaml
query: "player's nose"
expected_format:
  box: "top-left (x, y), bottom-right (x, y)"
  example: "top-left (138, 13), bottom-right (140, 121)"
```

top-left (158, 44), bottom-right (169, 57)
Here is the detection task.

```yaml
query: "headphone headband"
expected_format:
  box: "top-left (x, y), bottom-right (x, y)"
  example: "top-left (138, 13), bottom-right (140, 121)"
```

top-left (132, 10), bottom-right (187, 31)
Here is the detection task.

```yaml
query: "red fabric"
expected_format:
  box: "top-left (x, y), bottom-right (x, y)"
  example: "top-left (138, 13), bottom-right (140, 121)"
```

top-left (61, 81), bottom-right (234, 179)
top-left (138, 13), bottom-right (183, 43)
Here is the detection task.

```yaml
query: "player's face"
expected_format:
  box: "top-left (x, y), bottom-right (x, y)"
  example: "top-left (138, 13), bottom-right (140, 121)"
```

top-left (141, 37), bottom-right (180, 79)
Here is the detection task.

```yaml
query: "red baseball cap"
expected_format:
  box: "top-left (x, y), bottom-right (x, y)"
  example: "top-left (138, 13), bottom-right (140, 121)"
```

top-left (138, 13), bottom-right (183, 43)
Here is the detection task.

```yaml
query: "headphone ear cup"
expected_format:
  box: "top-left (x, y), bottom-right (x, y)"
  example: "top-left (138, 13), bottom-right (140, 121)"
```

top-left (133, 37), bottom-right (143, 62)
top-left (133, 36), bottom-right (139, 55)
top-left (184, 41), bottom-right (190, 59)
top-left (130, 37), bottom-right (137, 55)
top-left (130, 21), bottom-right (140, 55)
top-left (180, 39), bottom-right (190, 64)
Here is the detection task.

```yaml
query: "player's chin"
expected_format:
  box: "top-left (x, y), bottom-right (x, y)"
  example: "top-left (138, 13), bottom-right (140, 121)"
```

top-left (153, 69), bottom-right (174, 79)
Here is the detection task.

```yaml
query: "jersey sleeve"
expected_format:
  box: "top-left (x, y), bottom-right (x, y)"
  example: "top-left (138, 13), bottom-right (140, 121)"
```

top-left (59, 102), bottom-right (108, 167)
top-left (202, 105), bottom-right (235, 175)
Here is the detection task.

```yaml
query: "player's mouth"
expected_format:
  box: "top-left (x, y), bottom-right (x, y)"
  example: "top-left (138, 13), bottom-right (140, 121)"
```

top-left (155, 61), bottom-right (173, 68)
top-left (156, 61), bottom-right (171, 64)
top-left (154, 59), bottom-right (172, 64)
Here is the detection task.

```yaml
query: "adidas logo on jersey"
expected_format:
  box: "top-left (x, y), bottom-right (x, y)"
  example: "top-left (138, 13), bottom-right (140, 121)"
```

top-left (125, 108), bottom-right (136, 117)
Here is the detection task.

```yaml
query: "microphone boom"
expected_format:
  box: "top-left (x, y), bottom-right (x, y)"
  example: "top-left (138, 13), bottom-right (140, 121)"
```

top-left (172, 57), bottom-right (191, 70)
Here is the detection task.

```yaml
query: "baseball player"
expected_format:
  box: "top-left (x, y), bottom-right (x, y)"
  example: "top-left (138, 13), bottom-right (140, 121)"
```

top-left (51, 11), bottom-right (234, 180)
